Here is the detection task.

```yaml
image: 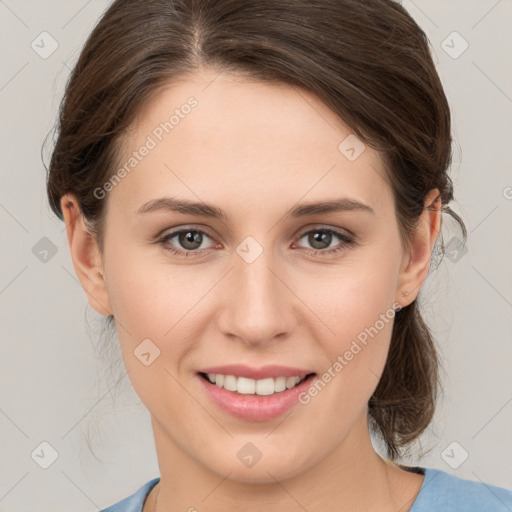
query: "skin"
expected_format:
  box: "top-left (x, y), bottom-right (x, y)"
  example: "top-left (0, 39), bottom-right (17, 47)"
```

top-left (61, 67), bottom-right (441, 512)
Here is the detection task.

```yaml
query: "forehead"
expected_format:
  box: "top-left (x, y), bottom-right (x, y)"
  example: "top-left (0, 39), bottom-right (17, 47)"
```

top-left (111, 68), bottom-right (391, 218)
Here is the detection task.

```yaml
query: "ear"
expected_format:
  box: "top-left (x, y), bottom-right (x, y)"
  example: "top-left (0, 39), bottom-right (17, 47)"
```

top-left (60, 194), bottom-right (113, 316)
top-left (395, 188), bottom-right (442, 308)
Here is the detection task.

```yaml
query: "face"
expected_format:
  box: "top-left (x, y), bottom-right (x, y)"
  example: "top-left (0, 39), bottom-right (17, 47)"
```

top-left (73, 68), bottom-right (420, 483)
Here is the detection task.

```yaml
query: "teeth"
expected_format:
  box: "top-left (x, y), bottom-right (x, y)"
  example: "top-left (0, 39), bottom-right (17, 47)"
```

top-left (204, 373), bottom-right (306, 395)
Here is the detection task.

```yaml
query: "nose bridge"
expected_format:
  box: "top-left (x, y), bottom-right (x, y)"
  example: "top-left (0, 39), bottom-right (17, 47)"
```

top-left (218, 241), bottom-right (293, 345)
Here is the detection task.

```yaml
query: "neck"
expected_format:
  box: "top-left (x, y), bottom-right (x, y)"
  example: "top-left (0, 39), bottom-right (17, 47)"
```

top-left (146, 413), bottom-right (422, 512)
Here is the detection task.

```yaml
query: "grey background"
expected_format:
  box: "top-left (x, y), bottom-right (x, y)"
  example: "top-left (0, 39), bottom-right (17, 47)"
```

top-left (0, 0), bottom-right (511, 510)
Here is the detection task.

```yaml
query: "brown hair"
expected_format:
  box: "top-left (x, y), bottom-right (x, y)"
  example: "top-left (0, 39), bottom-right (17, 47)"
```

top-left (45, 0), bottom-right (466, 460)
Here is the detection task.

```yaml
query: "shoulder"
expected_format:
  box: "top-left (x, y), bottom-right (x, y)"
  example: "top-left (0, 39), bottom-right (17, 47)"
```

top-left (411, 467), bottom-right (512, 512)
top-left (99, 477), bottom-right (160, 512)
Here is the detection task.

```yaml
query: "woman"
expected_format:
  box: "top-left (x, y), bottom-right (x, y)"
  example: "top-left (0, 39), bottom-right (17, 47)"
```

top-left (46, 0), bottom-right (512, 510)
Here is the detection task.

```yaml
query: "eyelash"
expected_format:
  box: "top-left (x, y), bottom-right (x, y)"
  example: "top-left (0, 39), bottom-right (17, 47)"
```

top-left (155, 226), bottom-right (356, 258)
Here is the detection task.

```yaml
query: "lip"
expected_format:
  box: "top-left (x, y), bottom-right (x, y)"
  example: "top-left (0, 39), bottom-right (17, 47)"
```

top-left (198, 364), bottom-right (313, 380)
top-left (197, 372), bottom-right (317, 422)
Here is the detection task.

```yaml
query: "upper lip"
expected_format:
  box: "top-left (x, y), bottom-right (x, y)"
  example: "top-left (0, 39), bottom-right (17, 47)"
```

top-left (198, 364), bottom-right (315, 380)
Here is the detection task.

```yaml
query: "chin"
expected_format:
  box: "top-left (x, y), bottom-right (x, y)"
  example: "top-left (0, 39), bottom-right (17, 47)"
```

top-left (203, 445), bottom-right (314, 484)
top-left (224, 464), bottom-right (305, 485)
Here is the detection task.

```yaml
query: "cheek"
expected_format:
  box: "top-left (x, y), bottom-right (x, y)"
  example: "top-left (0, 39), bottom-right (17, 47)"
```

top-left (303, 251), bottom-right (400, 388)
top-left (310, 255), bottom-right (398, 336)
top-left (102, 250), bottom-right (199, 410)
top-left (295, 278), bottom-right (397, 446)
top-left (103, 246), bottom-right (206, 342)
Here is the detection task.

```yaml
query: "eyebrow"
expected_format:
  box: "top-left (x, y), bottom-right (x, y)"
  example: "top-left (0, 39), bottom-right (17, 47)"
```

top-left (134, 196), bottom-right (375, 220)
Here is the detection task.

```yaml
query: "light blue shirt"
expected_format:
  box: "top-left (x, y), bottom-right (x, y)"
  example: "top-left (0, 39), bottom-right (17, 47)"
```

top-left (99, 467), bottom-right (512, 511)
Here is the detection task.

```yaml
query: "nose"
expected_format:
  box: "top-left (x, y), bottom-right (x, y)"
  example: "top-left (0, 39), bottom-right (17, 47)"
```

top-left (216, 248), bottom-right (296, 348)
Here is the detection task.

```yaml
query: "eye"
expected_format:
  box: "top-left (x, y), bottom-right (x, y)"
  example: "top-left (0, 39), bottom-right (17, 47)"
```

top-left (294, 227), bottom-right (355, 256)
top-left (157, 228), bottom-right (216, 257)
top-left (156, 226), bottom-right (356, 258)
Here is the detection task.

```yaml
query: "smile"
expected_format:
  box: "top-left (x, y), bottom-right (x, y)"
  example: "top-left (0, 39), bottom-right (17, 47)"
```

top-left (199, 372), bottom-right (313, 396)
top-left (197, 371), bottom-right (318, 422)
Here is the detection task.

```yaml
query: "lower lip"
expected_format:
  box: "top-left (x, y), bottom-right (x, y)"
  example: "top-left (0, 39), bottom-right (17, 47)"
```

top-left (197, 373), bottom-right (317, 422)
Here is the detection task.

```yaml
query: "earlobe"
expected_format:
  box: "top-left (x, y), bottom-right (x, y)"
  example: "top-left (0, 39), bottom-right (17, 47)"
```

top-left (60, 194), bottom-right (113, 316)
top-left (395, 189), bottom-right (442, 308)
